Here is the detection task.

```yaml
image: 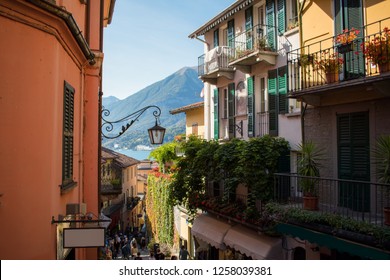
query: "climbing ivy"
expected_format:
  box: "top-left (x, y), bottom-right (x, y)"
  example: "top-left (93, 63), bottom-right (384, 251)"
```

top-left (146, 173), bottom-right (174, 246)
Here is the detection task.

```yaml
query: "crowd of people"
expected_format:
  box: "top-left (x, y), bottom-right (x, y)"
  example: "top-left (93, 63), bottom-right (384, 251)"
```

top-left (101, 234), bottom-right (190, 260)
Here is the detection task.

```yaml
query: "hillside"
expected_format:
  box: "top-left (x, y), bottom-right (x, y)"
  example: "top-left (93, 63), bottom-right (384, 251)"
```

top-left (102, 67), bottom-right (203, 149)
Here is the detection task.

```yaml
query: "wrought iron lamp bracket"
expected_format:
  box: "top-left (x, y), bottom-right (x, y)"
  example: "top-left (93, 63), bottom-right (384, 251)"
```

top-left (101, 105), bottom-right (162, 139)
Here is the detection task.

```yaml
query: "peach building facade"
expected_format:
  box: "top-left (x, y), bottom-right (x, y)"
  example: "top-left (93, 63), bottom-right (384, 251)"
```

top-left (0, 0), bottom-right (115, 259)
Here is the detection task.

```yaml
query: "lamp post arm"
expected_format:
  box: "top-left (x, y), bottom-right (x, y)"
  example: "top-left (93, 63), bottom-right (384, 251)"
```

top-left (101, 105), bottom-right (162, 139)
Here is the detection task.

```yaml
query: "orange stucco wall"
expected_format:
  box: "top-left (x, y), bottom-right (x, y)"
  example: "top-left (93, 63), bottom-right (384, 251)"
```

top-left (0, 0), bottom-right (106, 259)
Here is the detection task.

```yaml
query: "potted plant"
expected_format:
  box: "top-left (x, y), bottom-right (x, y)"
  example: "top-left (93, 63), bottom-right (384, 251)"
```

top-left (361, 27), bottom-right (390, 73)
top-left (335, 28), bottom-right (360, 53)
top-left (298, 54), bottom-right (314, 67)
top-left (372, 135), bottom-right (390, 225)
top-left (297, 141), bottom-right (324, 210)
top-left (314, 51), bottom-right (344, 83)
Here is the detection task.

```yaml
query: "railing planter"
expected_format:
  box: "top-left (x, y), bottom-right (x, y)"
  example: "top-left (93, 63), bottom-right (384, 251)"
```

top-left (325, 72), bottom-right (339, 83)
top-left (337, 43), bottom-right (353, 54)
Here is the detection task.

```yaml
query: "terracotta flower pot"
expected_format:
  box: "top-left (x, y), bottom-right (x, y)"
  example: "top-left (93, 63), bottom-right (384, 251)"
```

top-left (325, 72), bottom-right (339, 83)
top-left (303, 196), bottom-right (319, 211)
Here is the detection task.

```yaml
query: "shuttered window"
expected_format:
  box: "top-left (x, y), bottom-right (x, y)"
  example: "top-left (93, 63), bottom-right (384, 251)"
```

top-left (278, 66), bottom-right (287, 114)
top-left (247, 76), bottom-right (255, 137)
top-left (268, 66), bottom-right (288, 135)
top-left (268, 70), bottom-right (278, 136)
top-left (266, 0), bottom-right (276, 50)
top-left (245, 6), bottom-right (253, 50)
top-left (214, 88), bottom-right (219, 139)
top-left (277, 0), bottom-right (286, 33)
top-left (337, 111), bottom-right (370, 211)
top-left (334, 0), bottom-right (364, 79)
top-left (228, 83), bottom-right (235, 139)
top-left (62, 81), bottom-right (76, 189)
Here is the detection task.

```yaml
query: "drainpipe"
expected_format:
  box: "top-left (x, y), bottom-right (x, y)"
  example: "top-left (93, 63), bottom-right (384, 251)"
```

top-left (298, 0), bottom-right (307, 145)
top-left (27, 0), bottom-right (96, 65)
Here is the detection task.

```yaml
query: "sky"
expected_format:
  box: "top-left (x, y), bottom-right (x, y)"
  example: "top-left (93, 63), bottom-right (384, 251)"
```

top-left (102, 0), bottom-right (236, 100)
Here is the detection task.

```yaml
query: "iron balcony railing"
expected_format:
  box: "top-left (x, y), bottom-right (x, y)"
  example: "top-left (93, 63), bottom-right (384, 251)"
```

top-left (101, 180), bottom-right (122, 194)
top-left (198, 46), bottom-right (233, 77)
top-left (288, 17), bottom-right (390, 93)
top-left (228, 23), bottom-right (278, 63)
top-left (274, 173), bottom-right (390, 227)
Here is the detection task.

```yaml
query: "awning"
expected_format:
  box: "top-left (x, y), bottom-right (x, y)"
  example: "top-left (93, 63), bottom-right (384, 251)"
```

top-left (277, 223), bottom-right (390, 260)
top-left (191, 214), bottom-right (231, 249)
top-left (224, 225), bottom-right (283, 260)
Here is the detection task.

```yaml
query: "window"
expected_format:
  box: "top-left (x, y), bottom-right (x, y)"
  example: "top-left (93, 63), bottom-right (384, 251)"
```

top-left (228, 83), bottom-right (235, 139)
top-left (213, 88), bottom-right (219, 139)
top-left (247, 76), bottom-right (255, 137)
top-left (223, 89), bottom-right (228, 119)
top-left (62, 81), bottom-right (76, 189)
top-left (268, 66), bottom-right (287, 135)
top-left (286, 0), bottom-right (298, 30)
top-left (213, 29), bottom-right (219, 48)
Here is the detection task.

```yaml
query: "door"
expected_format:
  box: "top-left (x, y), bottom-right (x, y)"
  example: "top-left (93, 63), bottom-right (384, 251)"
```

top-left (337, 111), bottom-right (370, 211)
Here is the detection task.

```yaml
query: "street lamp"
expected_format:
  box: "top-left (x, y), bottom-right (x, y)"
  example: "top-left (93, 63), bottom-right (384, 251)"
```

top-left (101, 105), bottom-right (166, 144)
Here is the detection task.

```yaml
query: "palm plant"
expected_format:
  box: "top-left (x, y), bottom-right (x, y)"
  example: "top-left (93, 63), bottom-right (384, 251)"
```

top-left (297, 141), bottom-right (324, 197)
top-left (372, 135), bottom-right (390, 225)
top-left (372, 135), bottom-right (390, 185)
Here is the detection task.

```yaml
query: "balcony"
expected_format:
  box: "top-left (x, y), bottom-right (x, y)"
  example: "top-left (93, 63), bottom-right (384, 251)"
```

top-left (127, 196), bottom-right (140, 211)
top-left (101, 178), bottom-right (122, 195)
top-left (274, 173), bottom-right (390, 227)
top-left (228, 24), bottom-right (278, 73)
top-left (198, 46), bottom-right (234, 84)
top-left (190, 185), bottom-right (264, 228)
top-left (288, 17), bottom-right (390, 106)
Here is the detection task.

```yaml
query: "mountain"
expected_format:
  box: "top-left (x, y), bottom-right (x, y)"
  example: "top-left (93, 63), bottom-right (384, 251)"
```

top-left (102, 67), bottom-right (203, 149)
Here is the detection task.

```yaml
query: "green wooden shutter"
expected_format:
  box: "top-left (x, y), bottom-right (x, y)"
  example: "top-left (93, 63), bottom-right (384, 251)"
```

top-left (214, 29), bottom-right (219, 48)
top-left (247, 76), bottom-right (255, 137)
top-left (63, 81), bottom-right (75, 188)
top-left (228, 20), bottom-right (235, 48)
top-left (268, 70), bottom-right (278, 136)
top-left (266, 0), bottom-right (276, 51)
top-left (245, 6), bottom-right (253, 50)
top-left (276, 148), bottom-right (291, 202)
top-left (345, 0), bottom-right (364, 79)
top-left (214, 88), bottom-right (219, 139)
top-left (228, 83), bottom-right (235, 139)
top-left (335, 0), bottom-right (364, 79)
top-left (277, 0), bottom-right (286, 33)
top-left (337, 111), bottom-right (370, 211)
top-left (278, 66), bottom-right (288, 114)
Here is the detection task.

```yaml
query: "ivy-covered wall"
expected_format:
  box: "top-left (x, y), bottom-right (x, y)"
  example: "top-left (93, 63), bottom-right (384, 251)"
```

top-left (146, 173), bottom-right (174, 246)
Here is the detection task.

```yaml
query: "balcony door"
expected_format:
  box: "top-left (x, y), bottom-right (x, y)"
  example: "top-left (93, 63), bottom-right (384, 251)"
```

top-left (337, 111), bottom-right (370, 211)
top-left (334, 0), bottom-right (364, 79)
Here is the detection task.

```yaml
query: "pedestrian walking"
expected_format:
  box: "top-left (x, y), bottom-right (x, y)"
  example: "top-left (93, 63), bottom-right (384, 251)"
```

top-left (179, 245), bottom-right (189, 260)
top-left (140, 236), bottom-right (146, 250)
top-left (131, 242), bottom-right (138, 259)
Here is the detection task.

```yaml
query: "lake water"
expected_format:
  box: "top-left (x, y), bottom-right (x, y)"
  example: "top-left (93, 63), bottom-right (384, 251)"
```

top-left (114, 149), bottom-right (152, 161)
